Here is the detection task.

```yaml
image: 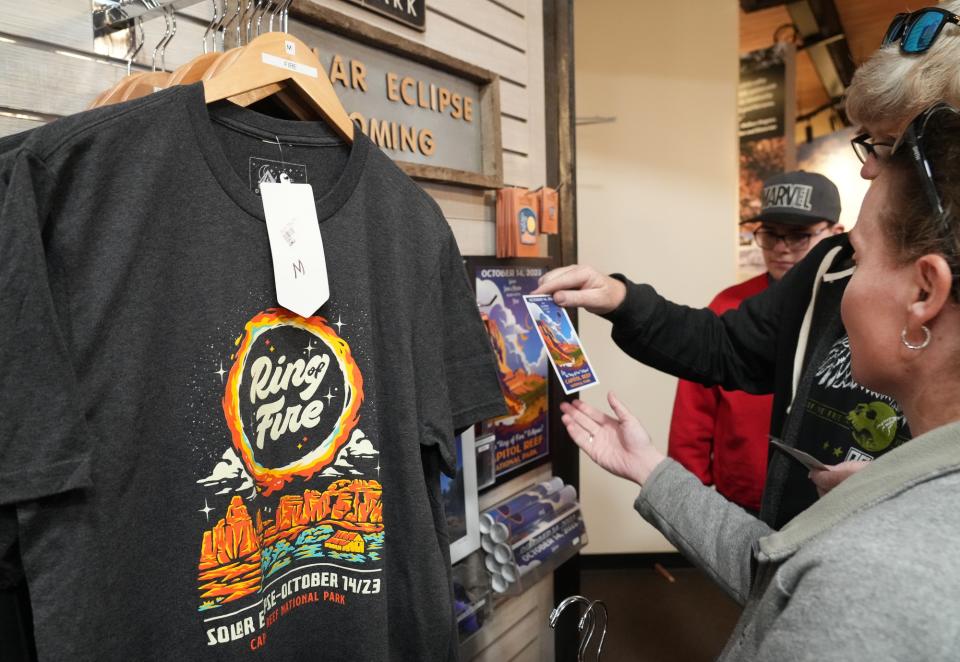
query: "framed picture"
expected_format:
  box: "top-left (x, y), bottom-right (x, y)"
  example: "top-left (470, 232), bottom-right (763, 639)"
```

top-left (463, 257), bottom-right (554, 488)
top-left (441, 427), bottom-right (481, 565)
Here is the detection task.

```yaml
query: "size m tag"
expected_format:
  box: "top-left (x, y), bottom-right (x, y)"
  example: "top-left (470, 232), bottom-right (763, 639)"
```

top-left (260, 183), bottom-right (329, 317)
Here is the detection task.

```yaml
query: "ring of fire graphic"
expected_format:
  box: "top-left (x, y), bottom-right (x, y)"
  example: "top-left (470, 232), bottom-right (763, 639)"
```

top-left (222, 309), bottom-right (364, 495)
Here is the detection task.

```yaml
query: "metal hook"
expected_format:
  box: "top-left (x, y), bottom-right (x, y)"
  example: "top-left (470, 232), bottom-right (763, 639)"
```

top-left (159, 7), bottom-right (176, 72)
top-left (234, 0), bottom-right (243, 47)
top-left (244, 0), bottom-right (258, 44)
top-left (214, 0), bottom-right (229, 51)
top-left (578, 600), bottom-right (608, 661)
top-left (280, 0), bottom-right (291, 32)
top-left (125, 16), bottom-right (145, 76)
top-left (218, 0), bottom-right (239, 48)
top-left (254, 0), bottom-right (269, 36)
top-left (151, 6), bottom-right (171, 71)
top-left (202, 0), bottom-right (219, 53)
top-left (268, 0), bottom-right (279, 33)
top-left (268, 0), bottom-right (291, 33)
top-left (549, 595), bottom-right (607, 662)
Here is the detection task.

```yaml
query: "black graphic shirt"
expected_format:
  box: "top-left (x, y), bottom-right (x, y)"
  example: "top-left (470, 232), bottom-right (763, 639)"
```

top-left (0, 84), bottom-right (504, 661)
top-left (773, 277), bottom-right (909, 527)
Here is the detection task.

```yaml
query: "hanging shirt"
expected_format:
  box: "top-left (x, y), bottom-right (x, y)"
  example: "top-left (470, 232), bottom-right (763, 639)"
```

top-left (0, 83), bottom-right (505, 661)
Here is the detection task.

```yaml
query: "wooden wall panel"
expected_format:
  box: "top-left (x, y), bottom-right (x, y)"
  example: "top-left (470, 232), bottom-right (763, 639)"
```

top-left (429, 0), bottom-right (528, 50)
top-left (502, 115), bottom-right (530, 156)
top-left (523, 0), bottom-right (546, 190)
top-left (0, 0), bottom-right (95, 52)
top-left (292, 1), bottom-right (529, 85)
top-left (499, 80), bottom-right (528, 119)
top-left (0, 41), bottom-right (124, 116)
top-left (489, 0), bottom-right (525, 18)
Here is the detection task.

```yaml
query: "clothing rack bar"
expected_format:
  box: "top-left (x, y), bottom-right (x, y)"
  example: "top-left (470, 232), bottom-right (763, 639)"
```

top-left (92, 0), bottom-right (207, 32)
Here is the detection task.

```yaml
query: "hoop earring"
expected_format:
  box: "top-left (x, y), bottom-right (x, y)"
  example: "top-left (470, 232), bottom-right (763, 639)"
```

top-left (901, 325), bottom-right (932, 350)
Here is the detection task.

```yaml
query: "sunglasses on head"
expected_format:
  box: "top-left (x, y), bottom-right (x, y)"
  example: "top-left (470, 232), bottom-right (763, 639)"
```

top-left (883, 7), bottom-right (960, 54)
top-left (896, 102), bottom-right (960, 277)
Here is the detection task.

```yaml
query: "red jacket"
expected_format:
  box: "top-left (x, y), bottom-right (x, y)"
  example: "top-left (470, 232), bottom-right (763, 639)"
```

top-left (667, 273), bottom-right (772, 512)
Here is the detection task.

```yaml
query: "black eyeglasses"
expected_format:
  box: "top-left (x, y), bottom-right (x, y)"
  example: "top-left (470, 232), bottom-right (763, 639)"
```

top-left (753, 226), bottom-right (828, 251)
top-left (883, 7), bottom-right (960, 54)
top-left (851, 133), bottom-right (895, 164)
top-left (896, 102), bottom-right (960, 272)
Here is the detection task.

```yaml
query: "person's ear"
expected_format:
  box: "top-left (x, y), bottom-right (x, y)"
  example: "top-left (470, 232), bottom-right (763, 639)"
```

top-left (831, 223), bottom-right (845, 234)
top-left (906, 254), bottom-right (954, 325)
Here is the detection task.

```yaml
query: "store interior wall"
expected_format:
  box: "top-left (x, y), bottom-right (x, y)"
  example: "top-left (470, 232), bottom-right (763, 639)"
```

top-left (574, 0), bottom-right (740, 554)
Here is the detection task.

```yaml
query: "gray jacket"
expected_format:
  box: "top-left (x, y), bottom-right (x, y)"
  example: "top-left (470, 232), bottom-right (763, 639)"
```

top-left (635, 420), bottom-right (960, 661)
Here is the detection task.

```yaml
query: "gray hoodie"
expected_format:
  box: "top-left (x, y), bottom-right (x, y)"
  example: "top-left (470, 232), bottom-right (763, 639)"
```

top-left (635, 419), bottom-right (960, 661)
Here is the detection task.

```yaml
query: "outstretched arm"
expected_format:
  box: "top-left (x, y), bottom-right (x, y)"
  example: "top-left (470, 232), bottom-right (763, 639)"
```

top-left (561, 393), bottom-right (772, 604)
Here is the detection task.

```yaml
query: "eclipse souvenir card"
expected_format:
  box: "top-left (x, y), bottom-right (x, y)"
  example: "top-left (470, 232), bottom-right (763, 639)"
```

top-left (522, 294), bottom-right (599, 395)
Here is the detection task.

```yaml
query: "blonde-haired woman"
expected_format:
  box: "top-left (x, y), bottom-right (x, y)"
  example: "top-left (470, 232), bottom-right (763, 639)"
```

top-left (848, 2), bottom-right (960, 179)
top-left (562, 102), bottom-right (960, 660)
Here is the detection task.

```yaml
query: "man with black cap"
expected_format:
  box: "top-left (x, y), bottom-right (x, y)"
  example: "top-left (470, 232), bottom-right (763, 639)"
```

top-left (534, 171), bottom-right (909, 529)
top-left (667, 171), bottom-right (843, 517)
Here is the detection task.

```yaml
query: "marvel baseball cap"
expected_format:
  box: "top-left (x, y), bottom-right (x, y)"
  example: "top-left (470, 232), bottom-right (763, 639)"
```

top-left (745, 171), bottom-right (841, 226)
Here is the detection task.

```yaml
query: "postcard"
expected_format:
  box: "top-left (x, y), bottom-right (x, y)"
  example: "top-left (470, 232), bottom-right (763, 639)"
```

top-left (522, 294), bottom-right (599, 395)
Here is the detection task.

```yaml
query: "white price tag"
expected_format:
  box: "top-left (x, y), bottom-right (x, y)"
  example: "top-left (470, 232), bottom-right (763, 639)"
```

top-left (261, 52), bottom-right (318, 78)
top-left (260, 182), bottom-right (329, 317)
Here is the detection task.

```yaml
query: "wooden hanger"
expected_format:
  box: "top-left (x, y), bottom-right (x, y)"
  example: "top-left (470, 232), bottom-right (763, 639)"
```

top-left (203, 48), bottom-right (243, 81)
top-left (119, 70), bottom-right (172, 101)
top-left (167, 51), bottom-right (222, 86)
top-left (202, 32), bottom-right (354, 142)
top-left (91, 72), bottom-right (150, 108)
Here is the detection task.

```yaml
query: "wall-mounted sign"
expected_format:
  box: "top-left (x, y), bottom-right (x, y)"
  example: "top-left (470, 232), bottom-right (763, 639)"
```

top-left (292, 4), bottom-right (501, 188)
top-left (738, 45), bottom-right (796, 278)
top-left (341, 0), bottom-right (426, 32)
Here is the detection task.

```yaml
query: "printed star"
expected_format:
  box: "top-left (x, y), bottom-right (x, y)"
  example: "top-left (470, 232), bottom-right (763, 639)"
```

top-left (199, 499), bottom-right (215, 521)
top-left (324, 388), bottom-right (335, 404)
top-left (214, 361), bottom-right (227, 383)
top-left (270, 346), bottom-right (275, 352)
top-left (297, 443), bottom-right (303, 449)
top-left (833, 447), bottom-right (844, 458)
top-left (304, 341), bottom-right (314, 356)
top-left (822, 442), bottom-right (830, 450)
top-left (334, 316), bottom-right (346, 333)
top-left (374, 461), bottom-right (382, 476)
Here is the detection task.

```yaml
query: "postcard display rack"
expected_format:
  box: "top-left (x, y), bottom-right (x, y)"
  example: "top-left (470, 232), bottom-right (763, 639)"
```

top-left (452, 243), bottom-right (589, 646)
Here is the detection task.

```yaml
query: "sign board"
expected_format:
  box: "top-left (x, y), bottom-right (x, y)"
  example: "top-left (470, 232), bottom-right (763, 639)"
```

top-left (738, 45), bottom-right (796, 278)
top-left (342, 0), bottom-right (426, 32)
top-left (292, 5), bottom-right (502, 188)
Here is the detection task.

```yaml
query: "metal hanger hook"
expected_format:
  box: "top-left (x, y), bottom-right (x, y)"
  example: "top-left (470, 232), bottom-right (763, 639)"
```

top-left (550, 595), bottom-right (607, 662)
top-left (202, 0), bottom-right (219, 53)
top-left (125, 16), bottom-right (145, 76)
top-left (150, 6), bottom-right (171, 71)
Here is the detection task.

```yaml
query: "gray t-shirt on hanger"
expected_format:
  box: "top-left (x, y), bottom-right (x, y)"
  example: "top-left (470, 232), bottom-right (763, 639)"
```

top-left (0, 83), bottom-right (505, 661)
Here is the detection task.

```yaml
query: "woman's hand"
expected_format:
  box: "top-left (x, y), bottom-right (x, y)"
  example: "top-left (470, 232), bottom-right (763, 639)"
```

top-left (531, 265), bottom-right (627, 315)
top-left (808, 461), bottom-right (870, 497)
top-left (559, 392), bottom-right (665, 486)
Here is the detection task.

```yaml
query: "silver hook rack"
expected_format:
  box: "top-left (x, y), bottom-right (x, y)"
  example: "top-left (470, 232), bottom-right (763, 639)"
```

top-left (93, 0), bottom-right (207, 34)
